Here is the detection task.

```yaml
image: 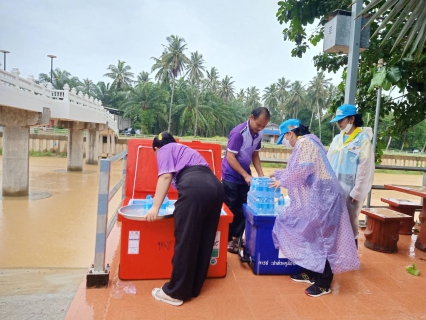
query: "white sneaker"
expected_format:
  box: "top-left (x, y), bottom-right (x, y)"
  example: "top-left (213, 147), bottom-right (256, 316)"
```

top-left (152, 288), bottom-right (183, 306)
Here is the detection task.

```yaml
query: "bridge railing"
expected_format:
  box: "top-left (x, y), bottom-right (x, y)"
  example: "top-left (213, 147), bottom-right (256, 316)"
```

top-left (0, 68), bottom-right (118, 134)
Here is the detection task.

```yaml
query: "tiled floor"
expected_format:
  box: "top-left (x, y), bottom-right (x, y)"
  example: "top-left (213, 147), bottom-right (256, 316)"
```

top-left (66, 224), bottom-right (426, 320)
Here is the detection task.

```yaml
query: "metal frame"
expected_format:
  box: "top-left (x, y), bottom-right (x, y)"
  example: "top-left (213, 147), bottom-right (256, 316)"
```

top-left (87, 150), bottom-right (127, 288)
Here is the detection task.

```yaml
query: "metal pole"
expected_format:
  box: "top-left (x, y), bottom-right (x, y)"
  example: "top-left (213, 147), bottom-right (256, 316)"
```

top-left (94, 159), bottom-right (111, 272)
top-left (50, 58), bottom-right (53, 84)
top-left (344, 0), bottom-right (363, 104)
top-left (3, 53), bottom-right (5, 71)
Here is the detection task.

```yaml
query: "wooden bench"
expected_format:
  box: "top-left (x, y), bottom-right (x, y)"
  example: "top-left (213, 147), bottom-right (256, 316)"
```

top-left (361, 208), bottom-right (412, 253)
top-left (380, 198), bottom-right (422, 235)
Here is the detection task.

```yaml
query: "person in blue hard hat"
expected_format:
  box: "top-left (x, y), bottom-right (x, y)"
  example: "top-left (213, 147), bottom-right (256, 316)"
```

top-left (270, 119), bottom-right (359, 297)
top-left (327, 104), bottom-right (374, 245)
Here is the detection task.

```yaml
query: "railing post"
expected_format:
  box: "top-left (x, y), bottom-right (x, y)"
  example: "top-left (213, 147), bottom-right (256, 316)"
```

top-left (122, 154), bottom-right (127, 199)
top-left (87, 159), bottom-right (111, 287)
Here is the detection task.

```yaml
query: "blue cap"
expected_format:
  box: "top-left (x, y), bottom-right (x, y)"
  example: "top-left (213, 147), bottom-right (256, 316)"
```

top-left (276, 119), bottom-right (301, 145)
top-left (330, 104), bottom-right (358, 123)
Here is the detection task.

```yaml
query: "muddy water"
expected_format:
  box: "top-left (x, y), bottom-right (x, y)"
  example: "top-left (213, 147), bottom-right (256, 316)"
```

top-left (0, 157), bottom-right (423, 268)
top-left (0, 157), bottom-right (124, 268)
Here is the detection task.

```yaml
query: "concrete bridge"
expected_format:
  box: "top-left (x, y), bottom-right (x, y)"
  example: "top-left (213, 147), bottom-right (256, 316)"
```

top-left (0, 67), bottom-right (119, 196)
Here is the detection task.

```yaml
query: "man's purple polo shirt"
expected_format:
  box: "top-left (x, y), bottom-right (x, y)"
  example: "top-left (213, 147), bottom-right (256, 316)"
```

top-left (221, 121), bottom-right (263, 185)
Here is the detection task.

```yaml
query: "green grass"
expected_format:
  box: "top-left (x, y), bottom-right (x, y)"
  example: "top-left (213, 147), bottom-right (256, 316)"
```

top-left (375, 169), bottom-right (423, 175)
top-left (0, 147), bottom-right (2, 156)
top-left (29, 151), bottom-right (55, 157)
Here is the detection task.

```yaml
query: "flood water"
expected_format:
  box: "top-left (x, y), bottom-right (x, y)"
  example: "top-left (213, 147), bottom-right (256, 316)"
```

top-left (0, 157), bottom-right (423, 269)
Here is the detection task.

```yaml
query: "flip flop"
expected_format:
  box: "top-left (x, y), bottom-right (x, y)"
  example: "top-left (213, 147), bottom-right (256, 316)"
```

top-left (152, 288), bottom-right (183, 306)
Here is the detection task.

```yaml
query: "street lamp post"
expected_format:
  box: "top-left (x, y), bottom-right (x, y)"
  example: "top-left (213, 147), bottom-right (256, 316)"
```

top-left (0, 50), bottom-right (10, 71)
top-left (47, 54), bottom-right (57, 84)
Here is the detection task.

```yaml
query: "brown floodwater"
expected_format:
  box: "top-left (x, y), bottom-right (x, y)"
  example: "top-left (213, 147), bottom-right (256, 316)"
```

top-left (0, 157), bottom-right (423, 268)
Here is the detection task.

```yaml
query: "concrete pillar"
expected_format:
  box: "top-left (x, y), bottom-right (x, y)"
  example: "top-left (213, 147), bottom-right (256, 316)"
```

top-left (86, 130), bottom-right (99, 164)
top-left (111, 133), bottom-right (116, 155)
top-left (67, 126), bottom-right (84, 171)
top-left (2, 126), bottom-right (30, 196)
top-left (106, 133), bottom-right (111, 156)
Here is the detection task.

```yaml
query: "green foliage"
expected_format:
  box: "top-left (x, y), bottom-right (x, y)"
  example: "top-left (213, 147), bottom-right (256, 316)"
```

top-left (276, 0), bottom-right (426, 155)
top-left (29, 151), bottom-right (54, 157)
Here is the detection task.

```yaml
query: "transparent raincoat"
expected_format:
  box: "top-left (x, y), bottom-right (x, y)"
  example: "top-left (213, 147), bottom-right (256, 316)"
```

top-left (327, 128), bottom-right (375, 237)
top-left (272, 135), bottom-right (359, 274)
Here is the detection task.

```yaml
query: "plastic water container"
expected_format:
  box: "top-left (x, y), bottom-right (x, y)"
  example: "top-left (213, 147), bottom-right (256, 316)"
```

top-left (144, 194), bottom-right (153, 210)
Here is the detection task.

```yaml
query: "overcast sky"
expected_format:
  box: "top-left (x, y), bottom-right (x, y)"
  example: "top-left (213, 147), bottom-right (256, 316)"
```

top-left (1, 0), bottom-right (342, 92)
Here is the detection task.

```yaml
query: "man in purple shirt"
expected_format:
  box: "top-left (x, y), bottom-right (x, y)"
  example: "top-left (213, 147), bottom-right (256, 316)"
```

top-left (222, 107), bottom-right (270, 253)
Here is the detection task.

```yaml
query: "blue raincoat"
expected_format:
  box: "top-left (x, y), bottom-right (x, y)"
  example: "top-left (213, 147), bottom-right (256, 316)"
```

top-left (272, 134), bottom-right (359, 274)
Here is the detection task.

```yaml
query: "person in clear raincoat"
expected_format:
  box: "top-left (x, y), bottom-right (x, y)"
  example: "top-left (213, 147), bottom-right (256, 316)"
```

top-left (327, 104), bottom-right (375, 243)
top-left (270, 119), bottom-right (359, 297)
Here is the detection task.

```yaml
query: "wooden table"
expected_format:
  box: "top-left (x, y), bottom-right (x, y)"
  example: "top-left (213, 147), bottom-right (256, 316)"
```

top-left (384, 184), bottom-right (426, 252)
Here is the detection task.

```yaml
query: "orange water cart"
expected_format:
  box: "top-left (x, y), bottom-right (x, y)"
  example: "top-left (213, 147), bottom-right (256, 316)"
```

top-left (118, 139), bottom-right (233, 280)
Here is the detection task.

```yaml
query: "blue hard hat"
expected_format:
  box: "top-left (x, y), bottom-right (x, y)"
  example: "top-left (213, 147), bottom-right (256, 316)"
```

top-left (276, 119), bottom-right (301, 145)
top-left (330, 104), bottom-right (358, 123)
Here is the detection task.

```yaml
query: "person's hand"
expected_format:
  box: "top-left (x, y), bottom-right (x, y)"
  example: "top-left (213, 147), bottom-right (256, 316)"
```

top-left (269, 179), bottom-right (281, 191)
top-left (269, 172), bottom-right (275, 179)
top-left (244, 175), bottom-right (253, 186)
top-left (145, 207), bottom-right (159, 222)
top-left (349, 197), bottom-right (357, 203)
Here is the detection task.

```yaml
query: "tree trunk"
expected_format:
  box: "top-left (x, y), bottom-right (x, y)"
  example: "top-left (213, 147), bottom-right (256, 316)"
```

top-left (421, 140), bottom-right (426, 153)
top-left (386, 136), bottom-right (392, 151)
top-left (309, 110), bottom-right (314, 128)
top-left (332, 123), bottom-right (335, 138)
top-left (400, 132), bottom-right (406, 151)
top-left (168, 79), bottom-right (176, 132)
top-left (194, 85), bottom-right (200, 137)
top-left (317, 99), bottom-right (322, 141)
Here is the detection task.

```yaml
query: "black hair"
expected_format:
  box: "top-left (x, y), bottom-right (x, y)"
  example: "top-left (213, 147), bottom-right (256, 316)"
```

top-left (251, 107), bottom-right (270, 120)
top-left (292, 124), bottom-right (311, 137)
top-left (152, 131), bottom-right (177, 151)
top-left (353, 114), bottom-right (364, 127)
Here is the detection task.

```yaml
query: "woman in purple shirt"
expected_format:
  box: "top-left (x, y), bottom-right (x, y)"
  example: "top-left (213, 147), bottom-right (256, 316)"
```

top-left (145, 132), bottom-right (224, 306)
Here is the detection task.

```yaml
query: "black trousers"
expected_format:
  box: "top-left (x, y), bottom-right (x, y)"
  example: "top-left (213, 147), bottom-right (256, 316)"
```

top-left (162, 166), bottom-right (224, 300)
top-left (222, 180), bottom-right (250, 241)
top-left (305, 260), bottom-right (334, 288)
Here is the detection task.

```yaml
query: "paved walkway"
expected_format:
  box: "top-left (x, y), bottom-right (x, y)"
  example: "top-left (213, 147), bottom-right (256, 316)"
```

top-left (66, 223), bottom-right (426, 320)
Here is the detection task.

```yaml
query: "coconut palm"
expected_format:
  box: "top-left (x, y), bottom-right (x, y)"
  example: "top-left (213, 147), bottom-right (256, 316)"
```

top-left (185, 51), bottom-right (206, 136)
top-left (285, 81), bottom-right (306, 119)
top-left (360, 0), bottom-right (426, 60)
top-left (236, 89), bottom-right (246, 102)
top-left (219, 76), bottom-right (236, 101)
top-left (308, 72), bottom-right (332, 141)
top-left (136, 71), bottom-right (151, 85)
top-left (206, 67), bottom-right (220, 93)
top-left (121, 82), bottom-right (169, 131)
top-left (246, 86), bottom-right (262, 110)
top-left (81, 78), bottom-right (96, 96)
top-left (151, 51), bottom-right (171, 86)
top-left (276, 77), bottom-right (291, 103)
top-left (38, 68), bottom-right (82, 90)
top-left (92, 81), bottom-right (124, 110)
top-left (104, 60), bottom-right (134, 89)
top-left (160, 35), bottom-right (190, 132)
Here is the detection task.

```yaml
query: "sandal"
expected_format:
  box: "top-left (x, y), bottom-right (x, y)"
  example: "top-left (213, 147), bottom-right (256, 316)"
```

top-left (227, 238), bottom-right (239, 254)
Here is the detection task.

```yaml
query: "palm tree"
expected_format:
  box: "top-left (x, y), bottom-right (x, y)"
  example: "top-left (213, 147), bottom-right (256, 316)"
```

top-left (285, 81), bottom-right (306, 119)
top-left (219, 76), bottom-right (236, 101)
top-left (92, 81), bottom-right (124, 110)
top-left (160, 35), bottom-right (190, 132)
top-left (360, 0), bottom-right (426, 60)
top-left (121, 82), bottom-right (169, 132)
top-left (263, 84), bottom-right (280, 121)
top-left (246, 86), bottom-right (262, 110)
top-left (151, 51), bottom-right (171, 86)
top-left (236, 89), bottom-right (246, 102)
top-left (104, 60), bottom-right (134, 89)
top-left (277, 77), bottom-right (291, 103)
top-left (308, 72), bottom-right (332, 141)
top-left (38, 68), bottom-right (82, 90)
top-left (185, 51), bottom-right (206, 136)
top-left (136, 71), bottom-right (151, 84)
top-left (81, 78), bottom-right (95, 96)
top-left (206, 67), bottom-right (220, 93)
